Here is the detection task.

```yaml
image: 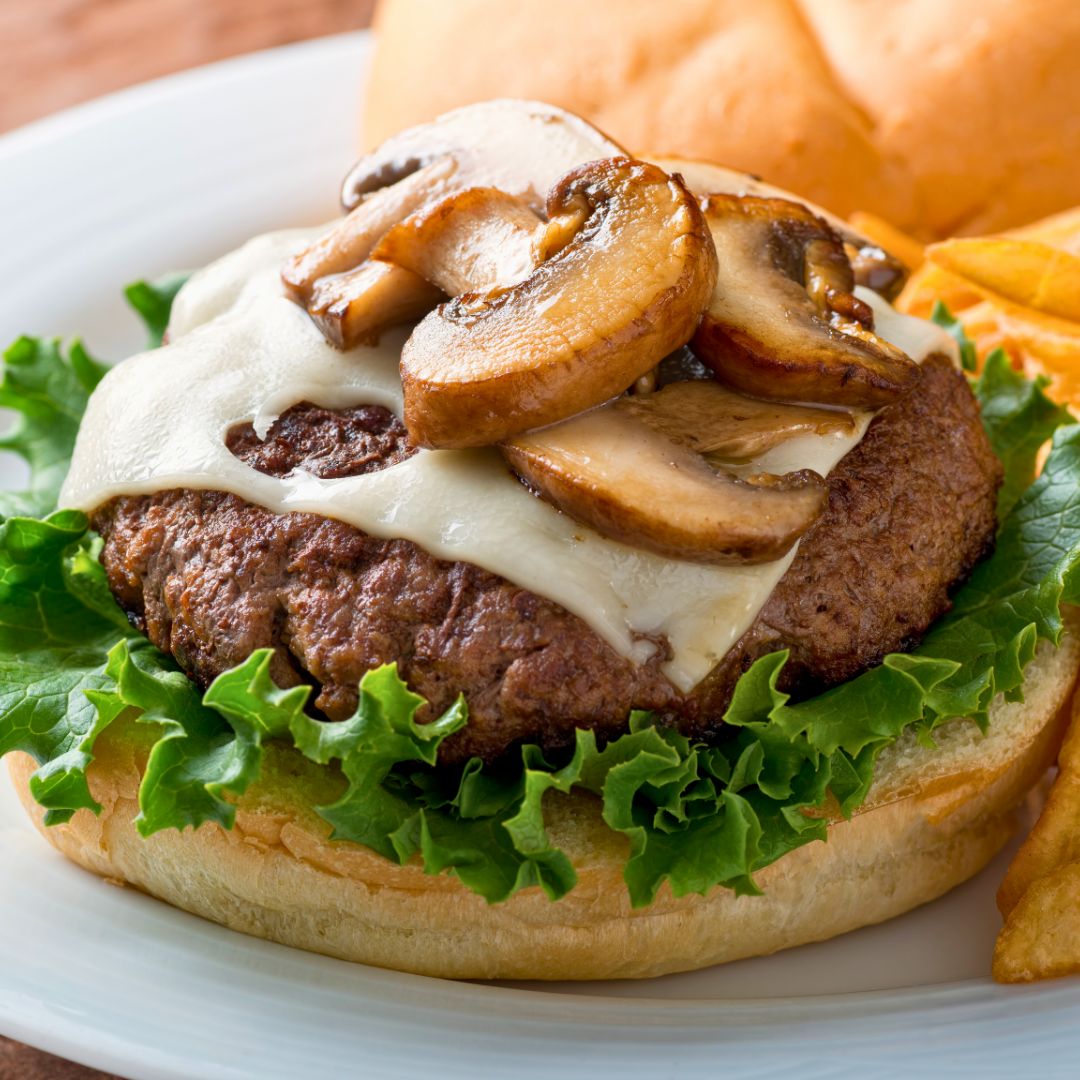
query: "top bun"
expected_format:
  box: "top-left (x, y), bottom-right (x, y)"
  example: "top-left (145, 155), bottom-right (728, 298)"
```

top-left (363, 0), bottom-right (1080, 240)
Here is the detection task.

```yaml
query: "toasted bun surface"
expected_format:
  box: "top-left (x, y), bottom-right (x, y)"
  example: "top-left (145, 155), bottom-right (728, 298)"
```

top-left (10, 627), bottom-right (1079, 980)
top-left (363, 0), bottom-right (1080, 240)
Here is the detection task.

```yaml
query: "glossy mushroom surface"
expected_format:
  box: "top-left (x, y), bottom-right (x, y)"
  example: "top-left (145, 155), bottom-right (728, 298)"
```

top-left (282, 158), bottom-right (454, 305)
top-left (400, 158), bottom-right (719, 448)
top-left (283, 101), bottom-right (624, 348)
top-left (503, 405), bottom-right (828, 564)
top-left (691, 195), bottom-right (920, 408)
top-left (308, 261), bottom-right (443, 351)
top-left (618, 379), bottom-right (856, 461)
top-left (654, 156), bottom-right (909, 300)
top-left (372, 186), bottom-right (542, 297)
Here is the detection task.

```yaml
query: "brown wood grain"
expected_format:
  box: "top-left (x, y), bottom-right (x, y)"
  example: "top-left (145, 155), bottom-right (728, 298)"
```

top-left (0, 1036), bottom-right (122, 1080)
top-left (0, 0), bottom-right (376, 132)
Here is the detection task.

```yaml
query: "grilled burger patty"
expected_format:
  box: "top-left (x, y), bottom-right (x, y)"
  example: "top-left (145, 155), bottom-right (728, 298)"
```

top-left (92, 355), bottom-right (1001, 763)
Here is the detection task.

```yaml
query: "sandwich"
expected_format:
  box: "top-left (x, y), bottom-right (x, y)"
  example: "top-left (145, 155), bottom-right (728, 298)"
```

top-left (4, 99), bottom-right (1080, 980)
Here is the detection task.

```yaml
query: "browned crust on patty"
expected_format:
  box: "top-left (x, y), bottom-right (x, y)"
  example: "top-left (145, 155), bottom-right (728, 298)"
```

top-left (92, 354), bottom-right (1001, 762)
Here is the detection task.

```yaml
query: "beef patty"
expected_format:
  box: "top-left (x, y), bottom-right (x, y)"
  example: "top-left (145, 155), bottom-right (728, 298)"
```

top-left (93, 355), bottom-right (1001, 763)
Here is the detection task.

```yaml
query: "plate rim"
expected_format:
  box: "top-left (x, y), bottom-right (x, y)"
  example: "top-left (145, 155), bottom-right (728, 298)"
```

top-left (0, 30), bottom-right (369, 161)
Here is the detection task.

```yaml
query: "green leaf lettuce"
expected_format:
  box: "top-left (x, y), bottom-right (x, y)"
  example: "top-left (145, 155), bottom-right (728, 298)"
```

top-left (1, 293), bottom-right (1078, 906)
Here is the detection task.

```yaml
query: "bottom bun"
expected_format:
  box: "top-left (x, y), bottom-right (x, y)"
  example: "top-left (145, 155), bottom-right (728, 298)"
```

top-left (10, 625), bottom-right (1080, 981)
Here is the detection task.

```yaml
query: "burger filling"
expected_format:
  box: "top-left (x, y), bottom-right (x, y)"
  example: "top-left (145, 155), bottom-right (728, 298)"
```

top-left (91, 352), bottom-right (999, 765)
top-left (3, 101), bottom-right (1079, 908)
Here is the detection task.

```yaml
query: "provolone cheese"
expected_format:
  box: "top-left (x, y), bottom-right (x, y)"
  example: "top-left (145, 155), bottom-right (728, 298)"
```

top-left (59, 230), bottom-right (956, 690)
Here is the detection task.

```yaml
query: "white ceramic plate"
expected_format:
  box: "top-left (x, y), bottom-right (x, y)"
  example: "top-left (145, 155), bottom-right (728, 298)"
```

top-left (2, 31), bottom-right (1080, 1080)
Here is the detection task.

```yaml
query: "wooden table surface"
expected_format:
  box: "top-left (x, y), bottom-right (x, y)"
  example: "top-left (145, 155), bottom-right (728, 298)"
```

top-left (1, 5), bottom-right (375, 1074)
top-left (1, 0), bottom-right (375, 132)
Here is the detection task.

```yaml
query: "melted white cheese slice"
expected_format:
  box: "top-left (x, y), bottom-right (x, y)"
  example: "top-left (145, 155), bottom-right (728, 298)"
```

top-left (59, 230), bottom-right (957, 691)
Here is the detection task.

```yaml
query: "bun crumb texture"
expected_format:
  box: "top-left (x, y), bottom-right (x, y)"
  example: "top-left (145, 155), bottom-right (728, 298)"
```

top-left (364, 0), bottom-right (1080, 240)
top-left (9, 629), bottom-right (1079, 980)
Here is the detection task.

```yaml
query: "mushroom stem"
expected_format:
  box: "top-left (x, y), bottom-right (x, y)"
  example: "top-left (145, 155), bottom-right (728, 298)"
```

top-left (282, 159), bottom-right (454, 305)
top-left (308, 261), bottom-right (443, 351)
top-left (283, 100), bottom-right (626, 349)
top-left (372, 187), bottom-right (543, 297)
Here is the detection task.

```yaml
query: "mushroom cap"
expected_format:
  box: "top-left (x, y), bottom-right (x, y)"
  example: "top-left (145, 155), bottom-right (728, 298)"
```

top-left (655, 157), bottom-right (909, 300)
top-left (400, 157), bottom-right (718, 449)
top-left (503, 400), bottom-right (828, 565)
top-left (285, 100), bottom-right (625, 349)
top-left (692, 194), bottom-right (920, 408)
top-left (342, 99), bottom-right (625, 213)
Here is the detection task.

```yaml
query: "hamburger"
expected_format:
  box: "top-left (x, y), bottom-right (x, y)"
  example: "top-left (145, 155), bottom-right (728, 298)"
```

top-left (4, 99), bottom-right (1080, 981)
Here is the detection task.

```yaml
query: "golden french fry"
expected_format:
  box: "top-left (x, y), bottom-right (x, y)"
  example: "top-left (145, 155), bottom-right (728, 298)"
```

top-left (994, 859), bottom-right (1080, 983)
top-left (897, 228), bottom-right (1080, 410)
top-left (999, 307), bottom-right (1080, 345)
top-left (963, 305), bottom-right (1014, 347)
top-left (993, 311), bottom-right (1080, 411)
top-left (1010, 205), bottom-right (1080, 256)
top-left (927, 238), bottom-right (1080, 324)
top-left (895, 261), bottom-right (983, 321)
top-left (848, 211), bottom-right (926, 272)
top-left (953, 301), bottom-right (1016, 359)
top-left (998, 701), bottom-right (1080, 917)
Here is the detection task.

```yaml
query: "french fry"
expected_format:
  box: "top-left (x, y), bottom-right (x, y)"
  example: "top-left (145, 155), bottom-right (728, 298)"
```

top-left (999, 314), bottom-right (1080, 409)
top-left (998, 699), bottom-right (1080, 917)
top-left (1011, 205), bottom-right (1080, 256)
top-left (895, 261), bottom-right (983, 321)
top-left (993, 860), bottom-right (1080, 983)
top-left (994, 687), bottom-right (1080, 983)
top-left (952, 301), bottom-right (1023, 365)
top-left (893, 204), bottom-right (1080, 982)
top-left (927, 238), bottom-right (1080, 324)
top-left (847, 211), bottom-right (926, 272)
top-left (899, 225), bottom-right (1080, 413)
